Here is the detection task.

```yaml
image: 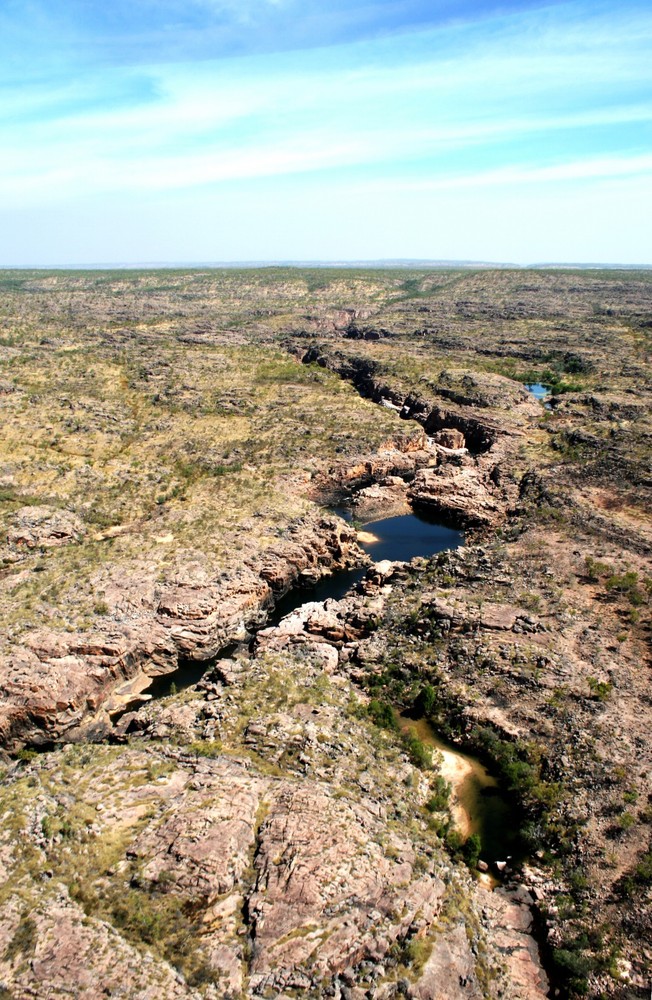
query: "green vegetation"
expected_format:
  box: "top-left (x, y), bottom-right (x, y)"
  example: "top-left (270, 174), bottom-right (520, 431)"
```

top-left (1, 266), bottom-right (652, 996)
top-left (426, 774), bottom-right (451, 813)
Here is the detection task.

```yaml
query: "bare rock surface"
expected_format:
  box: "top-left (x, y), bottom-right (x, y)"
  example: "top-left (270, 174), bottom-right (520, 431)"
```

top-left (431, 427), bottom-right (467, 449)
top-left (5, 504), bottom-right (86, 549)
top-left (478, 887), bottom-right (550, 1000)
top-left (0, 890), bottom-right (194, 999)
top-left (2, 270), bottom-right (651, 1000)
top-left (0, 514), bottom-right (363, 749)
top-left (0, 621), bottom-right (550, 1000)
top-left (409, 465), bottom-right (506, 528)
top-left (409, 921), bottom-right (483, 999)
top-left (0, 624), bottom-right (178, 747)
top-left (314, 436), bottom-right (437, 502)
top-left (352, 475), bottom-right (411, 518)
top-left (248, 782), bottom-right (445, 988)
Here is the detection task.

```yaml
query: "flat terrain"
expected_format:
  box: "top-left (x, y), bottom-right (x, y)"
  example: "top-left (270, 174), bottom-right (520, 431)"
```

top-left (0, 267), bottom-right (651, 999)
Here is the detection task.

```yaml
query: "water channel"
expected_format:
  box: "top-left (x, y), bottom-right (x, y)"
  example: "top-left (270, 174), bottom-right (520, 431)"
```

top-left (275, 510), bottom-right (517, 874)
top-left (525, 382), bottom-right (554, 412)
top-left (273, 510), bottom-right (463, 618)
top-left (131, 508), bottom-right (516, 878)
top-left (400, 715), bottom-right (518, 870)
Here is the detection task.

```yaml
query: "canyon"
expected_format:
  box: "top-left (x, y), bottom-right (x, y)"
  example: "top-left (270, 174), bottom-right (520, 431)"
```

top-left (0, 266), bottom-right (650, 999)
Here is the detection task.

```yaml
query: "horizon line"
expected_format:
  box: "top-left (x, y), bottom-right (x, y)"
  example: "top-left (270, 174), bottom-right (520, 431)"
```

top-left (1, 259), bottom-right (651, 271)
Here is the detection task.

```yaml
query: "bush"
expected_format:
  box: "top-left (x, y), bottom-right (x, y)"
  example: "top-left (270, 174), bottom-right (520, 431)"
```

top-left (634, 850), bottom-right (652, 884)
top-left (587, 676), bottom-right (613, 701)
top-left (605, 570), bottom-right (647, 606)
top-left (368, 699), bottom-right (398, 731)
top-left (445, 830), bottom-right (464, 854)
top-left (401, 731), bottom-right (432, 770)
top-left (552, 946), bottom-right (596, 996)
top-left (414, 683), bottom-right (438, 716)
top-left (462, 833), bottom-right (482, 868)
top-left (426, 775), bottom-right (451, 812)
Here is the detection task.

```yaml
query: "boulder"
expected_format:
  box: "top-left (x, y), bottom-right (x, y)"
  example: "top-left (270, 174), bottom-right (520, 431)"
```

top-left (432, 428), bottom-right (466, 450)
top-left (409, 466), bottom-right (505, 529)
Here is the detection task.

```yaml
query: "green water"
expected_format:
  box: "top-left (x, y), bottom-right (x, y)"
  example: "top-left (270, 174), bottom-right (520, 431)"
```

top-left (402, 716), bottom-right (518, 867)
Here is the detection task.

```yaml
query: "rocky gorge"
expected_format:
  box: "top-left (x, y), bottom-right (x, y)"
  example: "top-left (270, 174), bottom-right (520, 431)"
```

top-left (0, 266), bottom-right (650, 999)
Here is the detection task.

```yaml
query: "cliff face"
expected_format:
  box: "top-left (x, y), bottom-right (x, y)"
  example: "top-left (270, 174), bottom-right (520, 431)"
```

top-left (0, 515), bottom-right (363, 748)
top-left (0, 631), bottom-right (549, 1000)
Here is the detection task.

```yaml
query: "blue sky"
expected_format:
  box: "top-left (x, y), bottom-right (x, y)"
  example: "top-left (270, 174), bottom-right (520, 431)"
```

top-left (1, 0), bottom-right (651, 265)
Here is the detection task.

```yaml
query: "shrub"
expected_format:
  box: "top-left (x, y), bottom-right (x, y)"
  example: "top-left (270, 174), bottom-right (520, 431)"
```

top-left (462, 833), bottom-right (482, 868)
top-left (414, 683), bottom-right (438, 716)
top-left (401, 731), bottom-right (432, 769)
top-left (605, 570), bottom-right (647, 606)
top-left (634, 851), bottom-right (652, 884)
top-left (618, 811), bottom-right (636, 831)
top-left (426, 775), bottom-right (451, 812)
top-left (551, 946), bottom-right (596, 996)
top-left (587, 676), bottom-right (613, 701)
top-left (367, 699), bottom-right (398, 731)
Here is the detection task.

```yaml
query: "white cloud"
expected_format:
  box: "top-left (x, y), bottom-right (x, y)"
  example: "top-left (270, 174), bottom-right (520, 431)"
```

top-left (0, 0), bottom-right (650, 261)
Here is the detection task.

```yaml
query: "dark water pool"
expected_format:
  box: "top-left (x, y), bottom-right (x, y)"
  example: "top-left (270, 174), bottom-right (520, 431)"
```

top-left (402, 716), bottom-right (520, 869)
top-left (128, 512), bottom-right (462, 705)
top-left (272, 511), bottom-right (463, 619)
top-left (360, 511), bottom-right (463, 565)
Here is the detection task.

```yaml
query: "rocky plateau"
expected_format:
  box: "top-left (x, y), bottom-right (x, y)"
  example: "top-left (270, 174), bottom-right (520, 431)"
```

top-left (0, 266), bottom-right (650, 999)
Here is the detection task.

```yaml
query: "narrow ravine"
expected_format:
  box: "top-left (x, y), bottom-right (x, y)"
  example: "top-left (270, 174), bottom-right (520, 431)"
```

top-left (119, 509), bottom-right (462, 707)
top-left (120, 505), bottom-right (518, 895)
top-left (272, 510), bottom-right (463, 618)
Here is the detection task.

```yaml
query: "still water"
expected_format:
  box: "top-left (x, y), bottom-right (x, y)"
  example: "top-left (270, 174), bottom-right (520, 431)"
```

top-left (525, 382), bottom-right (550, 401)
top-left (273, 511), bottom-right (463, 618)
top-left (401, 716), bottom-right (518, 868)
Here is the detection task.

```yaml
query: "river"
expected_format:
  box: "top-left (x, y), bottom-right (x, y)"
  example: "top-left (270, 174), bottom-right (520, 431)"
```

top-left (125, 508), bottom-right (516, 881)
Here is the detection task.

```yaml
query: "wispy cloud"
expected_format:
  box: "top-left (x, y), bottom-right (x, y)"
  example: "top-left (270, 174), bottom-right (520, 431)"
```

top-left (0, 0), bottom-right (650, 262)
top-left (0, 0), bottom-right (588, 73)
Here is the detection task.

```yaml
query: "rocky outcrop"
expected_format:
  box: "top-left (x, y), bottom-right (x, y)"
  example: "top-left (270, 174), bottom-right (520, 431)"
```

top-left (6, 505), bottom-right (86, 548)
top-left (312, 430), bottom-right (438, 502)
top-left (475, 886), bottom-right (550, 1000)
top-left (422, 594), bottom-right (543, 633)
top-left (409, 465), bottom-right (507, 529)
top-left (254, 590), bottom-right (385, 661)
top-left (0, 891), bottom-right (193, 1000)
top-left (351, 475), bottom-right (411, 518)
top-left (297, 346), bottom-right (539, 455)
top-left (0, 514), bottom-right (365, 749)
top-left (0, 625), bottom-right (178, 748)
top-left (0, 724), bottom-right (548, 999)
top-left (432, 427), bottom-right (466, 449)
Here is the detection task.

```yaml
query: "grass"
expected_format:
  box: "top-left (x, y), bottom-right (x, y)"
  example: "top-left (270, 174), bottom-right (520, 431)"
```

top-left (2, 265), bottom-right (650, 644)
top-left (1, 266), bottom-right (652, 994)
top-left (0, 335), bottom-right (405, 639)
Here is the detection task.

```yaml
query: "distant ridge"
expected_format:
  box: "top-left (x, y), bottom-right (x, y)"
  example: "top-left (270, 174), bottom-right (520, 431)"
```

top-left (2, 259), bottom-right (651, 270)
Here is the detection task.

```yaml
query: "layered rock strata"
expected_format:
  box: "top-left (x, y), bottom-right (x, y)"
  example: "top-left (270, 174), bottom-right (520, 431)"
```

top-left (0, 514), bottom-right (363, 749)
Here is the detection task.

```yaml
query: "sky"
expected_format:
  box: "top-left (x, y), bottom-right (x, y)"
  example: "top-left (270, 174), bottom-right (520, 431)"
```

top-left (0, 0), bottom-right (651, 265)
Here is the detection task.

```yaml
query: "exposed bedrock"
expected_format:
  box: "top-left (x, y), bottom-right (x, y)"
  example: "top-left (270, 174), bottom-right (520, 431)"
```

top-left (0, 514), bottom-right (364, 750)
top-left (0, 737), bottom-right (549, 999)
top-left (310, 428), bottom-right (438, 504)
top-left (408, 464), bottom-right (509, 529)
top-left (297, 343), bottom-right (539, 530)
top-left (297, 343), bottom-right (540, 454)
